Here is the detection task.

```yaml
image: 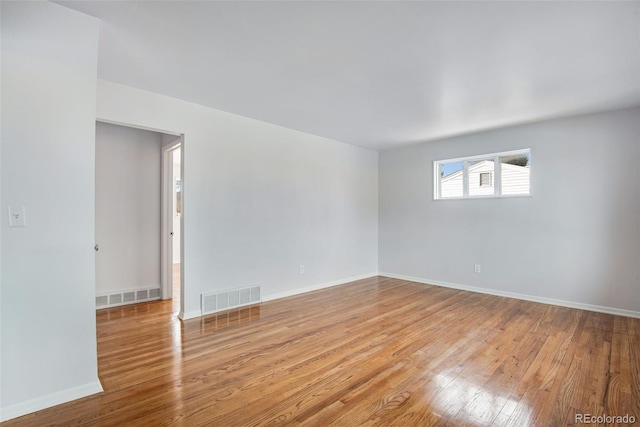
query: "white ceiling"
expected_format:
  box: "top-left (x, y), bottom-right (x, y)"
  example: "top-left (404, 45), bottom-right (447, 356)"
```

top-left (58, 1), bottom-right (640, 151)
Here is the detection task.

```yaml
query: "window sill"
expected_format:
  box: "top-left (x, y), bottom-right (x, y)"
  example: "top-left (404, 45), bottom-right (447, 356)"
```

top-left (433, 194), bottom-right (532, 201)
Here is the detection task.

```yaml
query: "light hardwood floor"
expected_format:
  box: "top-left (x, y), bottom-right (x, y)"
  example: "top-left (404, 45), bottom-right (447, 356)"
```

top-left (4, 276), bottom-right (639, 426)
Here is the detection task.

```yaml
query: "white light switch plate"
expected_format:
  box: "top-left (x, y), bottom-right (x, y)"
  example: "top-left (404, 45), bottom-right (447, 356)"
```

top-left (8, 205), bottom-right (26, 227)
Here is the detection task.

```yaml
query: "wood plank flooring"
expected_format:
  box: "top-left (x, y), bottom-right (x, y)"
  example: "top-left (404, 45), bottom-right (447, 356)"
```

top-left (3, 276), bottom-right (639, 426)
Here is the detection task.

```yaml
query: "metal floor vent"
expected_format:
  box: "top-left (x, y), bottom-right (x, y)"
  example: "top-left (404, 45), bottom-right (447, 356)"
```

top-left (201, 285), bottom-right (261, 315)
top-left (96, 286), bottom-right (161, 309)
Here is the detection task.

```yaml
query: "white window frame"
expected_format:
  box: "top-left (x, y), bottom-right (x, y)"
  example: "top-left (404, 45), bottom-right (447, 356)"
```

top-left (433, 148), bottom-right (531, 200)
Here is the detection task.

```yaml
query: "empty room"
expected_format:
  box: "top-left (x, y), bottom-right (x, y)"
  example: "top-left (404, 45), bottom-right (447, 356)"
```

top-left (1, 1), bottom-right (639, 426)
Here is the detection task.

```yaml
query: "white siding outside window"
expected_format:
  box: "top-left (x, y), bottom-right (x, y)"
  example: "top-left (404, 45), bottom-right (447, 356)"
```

top-left (468, 161), bottom-right (496, 197)
top-left (501, 161), bottom-right (530, 196)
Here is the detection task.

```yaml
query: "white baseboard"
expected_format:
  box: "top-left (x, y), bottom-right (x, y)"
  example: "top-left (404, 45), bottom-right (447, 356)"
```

top-left (179, 310), bottom-right (202, 320)
top-left (262, 272), bottom-right (379, 302)
top-left (176, 273), bottom-right (378, 321)
top-left (380, 272), bottom-right (640, 319)
top-left (0, 380), bottom-right (103, 422)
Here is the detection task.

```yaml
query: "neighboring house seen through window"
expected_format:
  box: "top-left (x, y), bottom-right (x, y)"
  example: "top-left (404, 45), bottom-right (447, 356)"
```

top-left (434, 149), bottom-right (530, 199)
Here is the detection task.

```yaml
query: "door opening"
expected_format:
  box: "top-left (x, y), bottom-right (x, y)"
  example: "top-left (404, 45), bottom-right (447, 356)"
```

top-left (161, 139), bottom-right (183, 315)
top-left (95, 121), bottom-right (185, 317)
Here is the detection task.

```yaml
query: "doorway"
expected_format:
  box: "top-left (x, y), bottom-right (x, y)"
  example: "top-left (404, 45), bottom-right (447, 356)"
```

top-left (95, 122), bottom-right (184, 317)
top-left (172, 148), bottom-right (181, 303)
top-left (161, 140), bottom-right (183, 312)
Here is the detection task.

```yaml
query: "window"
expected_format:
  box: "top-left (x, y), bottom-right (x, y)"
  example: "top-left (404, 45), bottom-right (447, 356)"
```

top-left (479, 172), bottom-right (492, 187)
top-left (439, 161), bottom-right (464, 199)
top-left (434, 149), bottom-right (530, 200)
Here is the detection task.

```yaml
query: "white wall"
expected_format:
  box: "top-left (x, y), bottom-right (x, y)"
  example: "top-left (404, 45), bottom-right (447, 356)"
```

top-left (95, 122), bottom-right (163, 295)
top-left (380, 107), bottom-right (640, 316)
top-left (0, 1), bottom-right (102, 421)
top-left (96, 81), bottom-right (379, 319)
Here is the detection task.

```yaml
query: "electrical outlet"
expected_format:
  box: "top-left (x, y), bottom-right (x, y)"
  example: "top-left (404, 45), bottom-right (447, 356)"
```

top-left (8, 205), bottom-right (26, 227)
top-left (474, 264), bottom-right (481, 274)
top-left (299, 265), bottom-right (305, 274)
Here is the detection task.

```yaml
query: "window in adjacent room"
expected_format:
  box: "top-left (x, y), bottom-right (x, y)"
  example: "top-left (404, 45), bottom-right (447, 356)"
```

top-left (434, 149), bottom-right (530, 200)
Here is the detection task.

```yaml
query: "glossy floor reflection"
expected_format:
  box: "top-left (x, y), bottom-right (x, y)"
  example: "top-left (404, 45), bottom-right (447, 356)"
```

top-left (4, 276), bottom-right (639, 426)
top-left (172, 262), bottom-right (181, 311)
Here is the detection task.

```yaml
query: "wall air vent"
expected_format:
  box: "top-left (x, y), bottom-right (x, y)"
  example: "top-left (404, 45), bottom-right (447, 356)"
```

top-left (201, 285), bottom-right (261, 316)
top-left (96, 295), bottom-right (108, 307)
top-left (96, 286), bottom-right (161, 310)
